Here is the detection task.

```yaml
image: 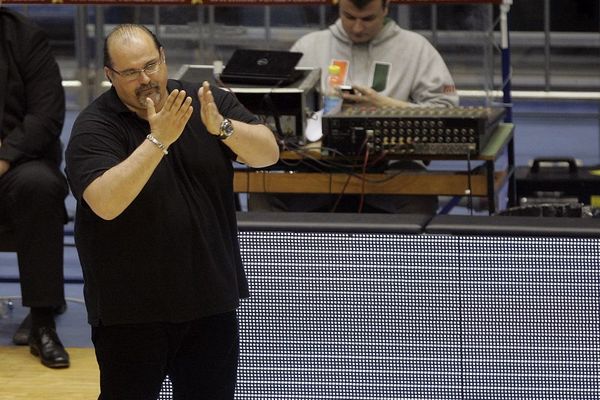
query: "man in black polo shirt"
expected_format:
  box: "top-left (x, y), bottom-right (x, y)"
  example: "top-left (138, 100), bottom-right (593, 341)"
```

top-left (65, 24), bottom-right (279, 399)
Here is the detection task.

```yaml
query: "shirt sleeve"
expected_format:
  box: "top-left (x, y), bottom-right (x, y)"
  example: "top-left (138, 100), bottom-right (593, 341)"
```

top-left (65, 116), bottom-right (130, 203)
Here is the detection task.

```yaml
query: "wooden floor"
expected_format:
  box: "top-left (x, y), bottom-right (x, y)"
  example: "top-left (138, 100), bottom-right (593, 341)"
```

top-left (0, 347), bottom-right (99, 399)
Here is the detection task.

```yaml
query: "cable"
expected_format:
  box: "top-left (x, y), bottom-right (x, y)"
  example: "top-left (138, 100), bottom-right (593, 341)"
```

top-left (466, 150), bottom-right (474, 216)
top-left (357, 136), bottom-right (371, 213)
top-left (260, 92), bottom-right (286, 144)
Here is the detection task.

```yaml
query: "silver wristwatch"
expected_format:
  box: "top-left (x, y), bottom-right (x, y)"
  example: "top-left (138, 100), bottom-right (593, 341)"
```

top-left (218, 118), bottom-right (234, 140)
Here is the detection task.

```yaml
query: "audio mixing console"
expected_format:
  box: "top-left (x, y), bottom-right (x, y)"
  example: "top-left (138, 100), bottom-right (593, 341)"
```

top-left (322, 106), bottom-right (506, 157)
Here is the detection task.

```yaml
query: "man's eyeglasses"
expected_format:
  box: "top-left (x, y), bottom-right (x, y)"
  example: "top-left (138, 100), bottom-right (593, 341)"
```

top-left (107, 57), bottom-right (163, 82)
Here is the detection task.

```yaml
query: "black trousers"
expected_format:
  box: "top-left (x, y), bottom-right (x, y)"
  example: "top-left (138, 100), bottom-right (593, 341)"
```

top-left (0, 160), bottom-right (68, 307)
top-left (92, 311), bottom-right (240, 400)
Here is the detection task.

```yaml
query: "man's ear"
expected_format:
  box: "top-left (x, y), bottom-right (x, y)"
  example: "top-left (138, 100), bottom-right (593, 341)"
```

top-left (104, 67), bottom-right (112, 84)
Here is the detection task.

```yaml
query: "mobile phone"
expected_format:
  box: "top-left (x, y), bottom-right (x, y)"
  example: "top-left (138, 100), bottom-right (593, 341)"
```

top-left (339, 85), bottom-right (357, 104)
top-left (339, 85), bottom-right (355, 95)
top-left (371, 62), bottom-right (391, 92)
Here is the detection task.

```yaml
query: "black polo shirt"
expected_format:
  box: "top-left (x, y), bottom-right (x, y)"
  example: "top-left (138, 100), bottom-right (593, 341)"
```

top-left (66, 80), bottom-right (258, 326)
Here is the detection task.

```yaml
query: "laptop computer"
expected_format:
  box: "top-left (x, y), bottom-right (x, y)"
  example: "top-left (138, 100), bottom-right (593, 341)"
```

top-left (219, 49), bottom-right (304, 86)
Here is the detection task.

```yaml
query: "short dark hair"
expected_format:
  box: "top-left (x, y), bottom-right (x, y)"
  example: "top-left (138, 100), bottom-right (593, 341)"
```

top-left (347, 0), bottom-right (387, 10)
top-left (103, 24), bottom-right (162, 68)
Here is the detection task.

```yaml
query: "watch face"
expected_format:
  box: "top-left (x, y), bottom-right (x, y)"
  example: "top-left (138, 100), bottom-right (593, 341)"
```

top-left (220, 119), bottom-right (234, 139)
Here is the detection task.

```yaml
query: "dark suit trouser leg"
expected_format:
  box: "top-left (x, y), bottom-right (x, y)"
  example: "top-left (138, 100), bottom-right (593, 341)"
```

top-left (0, 160), bottom-right (68, 308)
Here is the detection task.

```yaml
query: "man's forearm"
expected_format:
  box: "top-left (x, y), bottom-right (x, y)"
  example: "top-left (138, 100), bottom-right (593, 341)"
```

top-left (220, 122), bottom-right (280, 168)
top-left (82, 140), bottom-right (165, 221)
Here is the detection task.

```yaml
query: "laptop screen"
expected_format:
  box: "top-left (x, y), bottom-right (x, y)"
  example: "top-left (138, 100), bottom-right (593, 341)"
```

top-left (220, 49), bottom-right (303, 86)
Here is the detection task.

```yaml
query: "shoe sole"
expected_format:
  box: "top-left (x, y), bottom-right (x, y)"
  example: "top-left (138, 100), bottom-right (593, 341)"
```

top-left (30, 346), bottom-right (70, 369)
top-left (12, 314), bottom-right (32, 346)
top-left (12, 332), bottom-right (29, 346)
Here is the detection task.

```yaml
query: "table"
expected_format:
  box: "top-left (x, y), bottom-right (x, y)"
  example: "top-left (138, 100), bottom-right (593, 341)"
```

top-left (234, 123), bottom-right (515, 214)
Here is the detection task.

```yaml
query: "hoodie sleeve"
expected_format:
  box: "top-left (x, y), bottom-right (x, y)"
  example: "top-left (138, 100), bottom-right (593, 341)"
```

top-left (409, 41), bottom-right (459, 108)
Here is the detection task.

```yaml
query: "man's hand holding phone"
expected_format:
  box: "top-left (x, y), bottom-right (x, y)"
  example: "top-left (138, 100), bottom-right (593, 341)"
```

top-left (341, 85), bottom-right (411, 108)
top-left (339, 85), bottom-right (358, 103)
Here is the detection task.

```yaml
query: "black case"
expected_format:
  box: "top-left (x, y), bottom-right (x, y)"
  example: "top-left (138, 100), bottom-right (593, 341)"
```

top-left (516, 157), bottom-right (600, 205)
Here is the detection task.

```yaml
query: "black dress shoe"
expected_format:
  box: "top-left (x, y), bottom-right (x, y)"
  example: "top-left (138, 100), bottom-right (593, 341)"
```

top-left (12, 313), bottom-right (31, 346)
top-left (29, 326), bottom-right (70, 368)
top-left (12, 303), bottom-right (67, 346)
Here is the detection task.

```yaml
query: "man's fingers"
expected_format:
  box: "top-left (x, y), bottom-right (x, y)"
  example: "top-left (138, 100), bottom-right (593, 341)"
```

top-left (161, 90), bottom-right (192, 118)
top-left (164, 89), bottom-right (180, 111)
top-left (183, 104), bottom-right (194, 122)
top-left (146, 97), bottom-right (156, 117)
top-left (178, 98), bottom-right (194, 123)
top-left (174, 90), bottom-right (187, 110)
top-left (199, 81), bottom-right (214, 103)
top-left (181, 95), bottom-right (193, 112)
top-left (172, 92), bottom-right (192, 115)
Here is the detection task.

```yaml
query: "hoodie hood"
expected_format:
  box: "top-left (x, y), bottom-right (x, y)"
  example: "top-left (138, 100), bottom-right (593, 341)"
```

top-left (329, 18), bottom-right (401, 49)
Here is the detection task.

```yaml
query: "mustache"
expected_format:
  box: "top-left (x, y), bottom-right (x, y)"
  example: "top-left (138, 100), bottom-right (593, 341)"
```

top-left (135, 83), bottom-right (159, 96)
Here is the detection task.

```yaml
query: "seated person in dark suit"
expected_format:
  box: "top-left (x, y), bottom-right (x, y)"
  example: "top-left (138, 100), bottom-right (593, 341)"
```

top-left (0, 7), bottom-right (70, 368)
top-left (248, 0), bottom-right (458, 214)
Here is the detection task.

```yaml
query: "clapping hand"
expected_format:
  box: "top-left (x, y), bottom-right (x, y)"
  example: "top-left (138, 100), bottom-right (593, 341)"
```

top-left (198, 81), bottom-right (224, 137)
top-left (145, 89), bottom-right (194, 147)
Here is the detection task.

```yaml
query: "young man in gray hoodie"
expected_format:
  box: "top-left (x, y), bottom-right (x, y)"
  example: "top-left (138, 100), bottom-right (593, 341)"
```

top-left (292, 0), bottom-right (458, 109)
top-left (249, 0), bottom-right (459, 214)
